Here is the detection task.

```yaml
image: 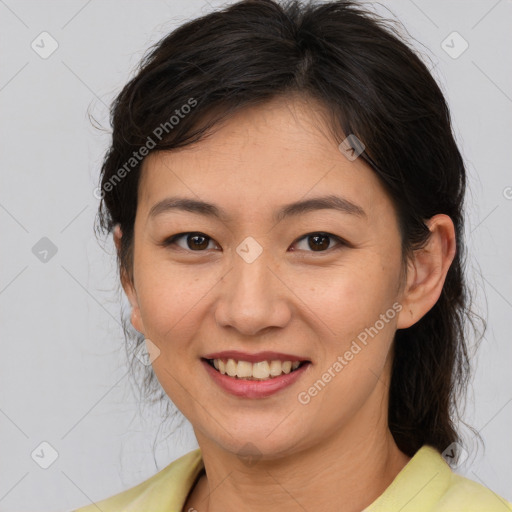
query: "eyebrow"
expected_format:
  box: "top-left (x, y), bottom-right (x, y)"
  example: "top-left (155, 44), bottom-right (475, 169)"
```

top-left (148, 194), bottom-right (367, 223)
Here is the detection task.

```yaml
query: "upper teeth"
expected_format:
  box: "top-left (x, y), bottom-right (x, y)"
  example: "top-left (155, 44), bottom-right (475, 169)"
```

top-left (213, 359), bottom-right (301, 380)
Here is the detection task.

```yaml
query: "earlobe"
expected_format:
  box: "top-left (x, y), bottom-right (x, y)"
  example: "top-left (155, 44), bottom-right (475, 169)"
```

top-left (130, 305), bottom-right (145, 334)
top-left (113, 224), bottom-right (145, 335)
top-left (124, 280), bottom-right (145, 334)
top-left (396, 214), bottom-right (456, 330)
top-left (113, 224), bottom-right (122, 253)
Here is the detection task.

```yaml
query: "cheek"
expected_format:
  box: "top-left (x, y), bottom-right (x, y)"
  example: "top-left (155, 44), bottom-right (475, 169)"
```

top-left (307, 252), bottom-right (400, 342)
top-left (134, 263), bottom-right (213, 408)
top-left (305, 260), bottom-right (400, 415)
top-left (135, 259), bottom-right (221, 345)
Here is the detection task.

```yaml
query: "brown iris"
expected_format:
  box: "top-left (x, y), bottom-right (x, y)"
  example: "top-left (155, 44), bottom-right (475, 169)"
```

top-left (308, 234), bottom-right (330, 251)
top-left (186, 233), bottom-right (210, 250)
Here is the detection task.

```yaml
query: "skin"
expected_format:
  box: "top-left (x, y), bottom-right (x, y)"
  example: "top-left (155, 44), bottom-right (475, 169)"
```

top-left (116, 95), bottom-right (456, 512)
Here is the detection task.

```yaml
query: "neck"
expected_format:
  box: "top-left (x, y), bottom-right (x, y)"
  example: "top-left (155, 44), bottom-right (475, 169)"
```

top-left (187, 391), bottom-right (411, 512)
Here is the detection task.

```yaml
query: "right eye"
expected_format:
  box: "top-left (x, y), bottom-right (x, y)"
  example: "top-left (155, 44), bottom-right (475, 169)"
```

top-left (162, 232), bottom-right (220, 252)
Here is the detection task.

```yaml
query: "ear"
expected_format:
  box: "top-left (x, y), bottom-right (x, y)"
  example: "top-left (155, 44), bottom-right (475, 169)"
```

top-left (396, 214), bottom-right (457, 329)
top-left (113, 224), bottom-right (145, 335)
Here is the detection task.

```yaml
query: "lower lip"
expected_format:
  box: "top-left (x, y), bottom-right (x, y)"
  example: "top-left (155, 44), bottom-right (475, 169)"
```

top-left (202, 359), bottom-right (310, 399)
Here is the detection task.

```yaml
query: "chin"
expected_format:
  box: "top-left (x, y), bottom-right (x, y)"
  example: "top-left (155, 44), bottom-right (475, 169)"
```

top-left (209, 424), bottom-right (307, 462)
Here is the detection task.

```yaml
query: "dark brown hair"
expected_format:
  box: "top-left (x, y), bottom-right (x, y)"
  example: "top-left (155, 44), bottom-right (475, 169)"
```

top-left (96, 0), bottom-right (484, 458)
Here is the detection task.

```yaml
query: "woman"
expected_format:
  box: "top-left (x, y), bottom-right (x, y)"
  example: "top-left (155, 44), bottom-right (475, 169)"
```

top-left (74, 0), bottom-right (511, 510)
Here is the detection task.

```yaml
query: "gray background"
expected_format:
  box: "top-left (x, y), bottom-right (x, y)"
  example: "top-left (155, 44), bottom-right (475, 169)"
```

top-left (0, 0), bottom-right (511, 510)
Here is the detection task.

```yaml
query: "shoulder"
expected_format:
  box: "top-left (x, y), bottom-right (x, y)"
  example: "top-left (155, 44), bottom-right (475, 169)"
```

top-left (72, 448), bottom-right (203, 512)
top-left (434, 471), bottom-right (512, 511)
top-left (366, 445), bottom-right (512, 512)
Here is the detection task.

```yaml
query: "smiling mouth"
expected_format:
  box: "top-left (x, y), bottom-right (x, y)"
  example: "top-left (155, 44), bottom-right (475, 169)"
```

top-left (203, 358), bottom-right (310, 380)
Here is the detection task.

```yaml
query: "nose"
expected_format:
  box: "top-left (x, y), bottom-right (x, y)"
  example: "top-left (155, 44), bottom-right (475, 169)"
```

top-left (214, 244), bottom-right (292, 336)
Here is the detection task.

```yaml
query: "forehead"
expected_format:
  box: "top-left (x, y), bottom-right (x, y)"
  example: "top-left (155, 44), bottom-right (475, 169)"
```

top-left (137, 97), bottom-right (393, 223)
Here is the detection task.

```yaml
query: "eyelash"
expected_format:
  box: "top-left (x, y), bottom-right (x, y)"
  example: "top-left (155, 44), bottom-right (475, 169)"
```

top-left (161, 231), bottom-right (348, 254)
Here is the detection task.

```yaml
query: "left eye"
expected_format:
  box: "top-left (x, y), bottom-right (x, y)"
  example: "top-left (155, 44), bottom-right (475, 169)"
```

top-left (163, 232), bottom-right (218, 251)
top-left (292, 232), bottom-right (346, 252)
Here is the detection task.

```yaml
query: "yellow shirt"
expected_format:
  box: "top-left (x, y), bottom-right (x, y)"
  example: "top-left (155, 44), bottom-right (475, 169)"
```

top-left (73, 445), bottom-right (512, 512)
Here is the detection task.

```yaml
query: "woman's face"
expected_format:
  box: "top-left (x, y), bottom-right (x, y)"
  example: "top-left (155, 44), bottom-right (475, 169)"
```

top-left (124, 96), bottom-right (410, 459)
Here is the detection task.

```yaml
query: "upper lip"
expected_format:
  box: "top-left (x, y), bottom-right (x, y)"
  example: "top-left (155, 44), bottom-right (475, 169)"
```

top-left (202, 350), bottom-right (310, 363)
